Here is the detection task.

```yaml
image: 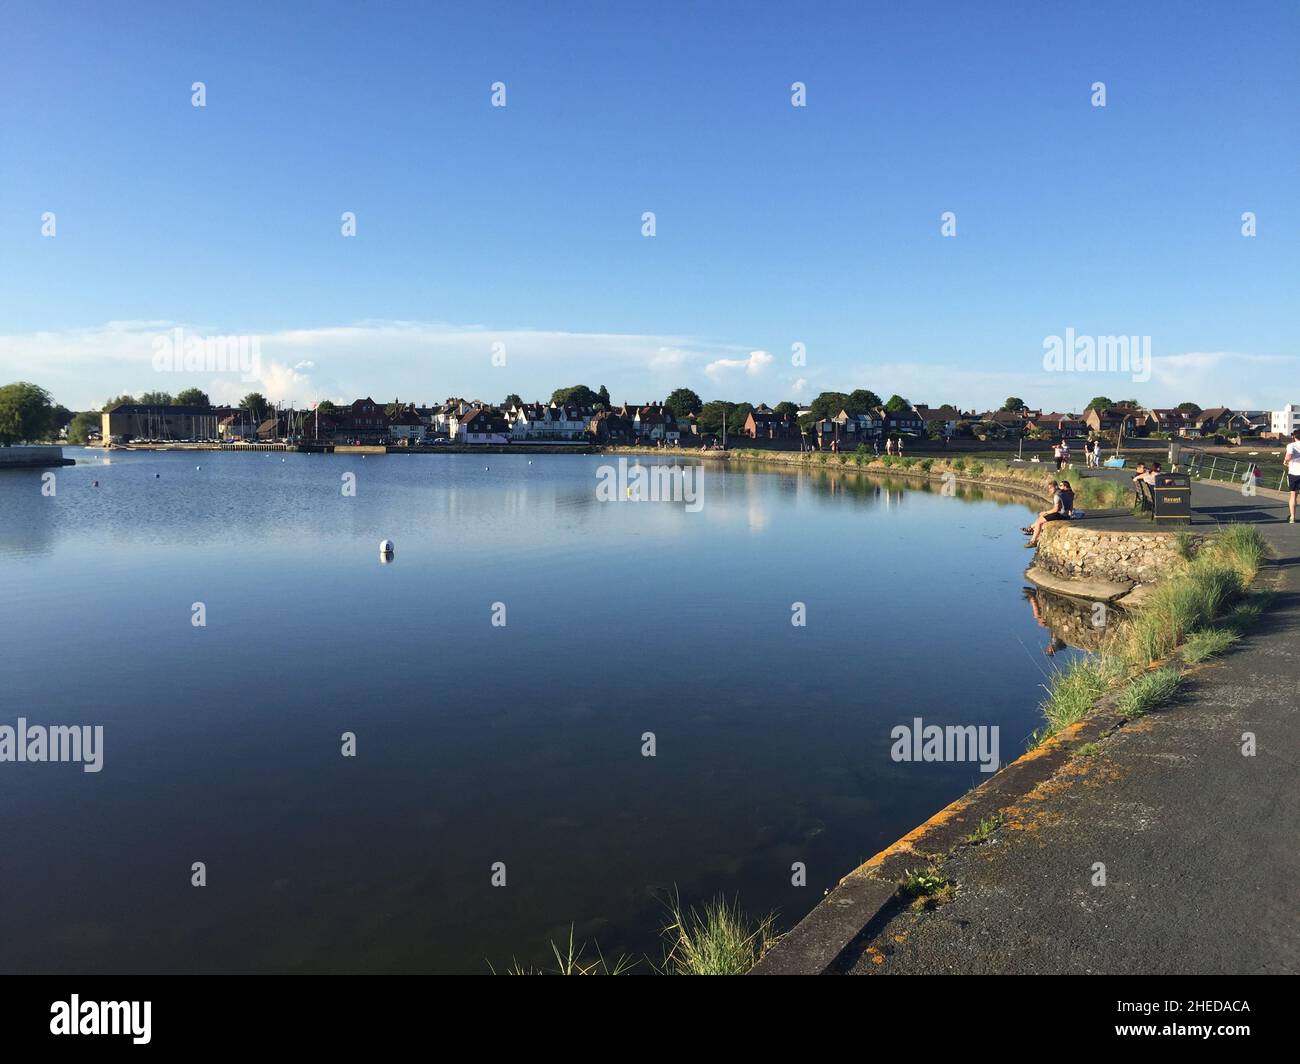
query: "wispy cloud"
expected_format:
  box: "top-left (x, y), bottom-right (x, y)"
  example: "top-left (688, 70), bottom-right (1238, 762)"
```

top-left (0, 320), bottom-right (763, 409)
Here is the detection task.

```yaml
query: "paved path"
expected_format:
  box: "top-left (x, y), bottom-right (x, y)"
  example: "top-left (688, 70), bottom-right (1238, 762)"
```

top-left (848, 478), bottom-right (1300, 974)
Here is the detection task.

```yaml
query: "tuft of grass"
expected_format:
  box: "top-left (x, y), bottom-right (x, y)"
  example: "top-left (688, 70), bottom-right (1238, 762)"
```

top-left (659, 895), bottom-right (778, 975)
top-left (492, 926), bottom-right (636, 975)
top-left (1116, 666), bottom-right (1182, 717)
top-left (1215, 524), bottom-right (1265, 583)
top-left (1175, 531), bottom-right (1200, 560)
top-left (1040, 656), bottom-right (1123, 737)
top-left (1227, 594), bottom-right (1269, 630)
top-left (952, 458), bottom-right (966, 472)
top-left (1080, 742), bottom-right (1101, 757)
top-left (1114, 541), bottom-right (1251, 666)
top-left (963, 812), bottom-right (1004, 844)
top-left (919, 458), bottom-right (934, 472)
top-left (969, 462), bottom-right (985, 477)
top-left (1182, 627), bottom-right (1241, 663)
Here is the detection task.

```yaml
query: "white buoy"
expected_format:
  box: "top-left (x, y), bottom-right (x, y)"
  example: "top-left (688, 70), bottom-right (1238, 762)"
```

top-left (155, 473), bottom-right (160, 478)
top-left (196, 465), bottom-right (201, 470)
top-left (379, 539), bottom-right (394, 556)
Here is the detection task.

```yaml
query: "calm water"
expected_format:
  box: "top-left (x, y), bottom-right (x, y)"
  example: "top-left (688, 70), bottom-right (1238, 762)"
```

top-left (0, 450), bottom-right (1074, 973)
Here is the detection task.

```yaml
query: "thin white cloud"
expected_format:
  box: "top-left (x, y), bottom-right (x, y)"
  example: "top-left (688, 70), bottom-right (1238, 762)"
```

top-left (0, 320), bottom-right (761, 409)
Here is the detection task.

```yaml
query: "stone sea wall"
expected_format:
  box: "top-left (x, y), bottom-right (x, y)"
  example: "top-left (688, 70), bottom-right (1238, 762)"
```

top-left (1035, 525), bottom-right (1197, 585)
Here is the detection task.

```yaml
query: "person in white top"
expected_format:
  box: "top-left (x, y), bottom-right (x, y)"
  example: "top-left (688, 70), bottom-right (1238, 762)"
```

top-left (1285, 430), bottom-right (1300, 523)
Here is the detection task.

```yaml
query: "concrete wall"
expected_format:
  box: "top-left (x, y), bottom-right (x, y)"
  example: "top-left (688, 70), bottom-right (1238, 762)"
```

top-left (1036, 524), bottom-right (1197, 585)
top-left (0, 445), bottom-right (69, 468)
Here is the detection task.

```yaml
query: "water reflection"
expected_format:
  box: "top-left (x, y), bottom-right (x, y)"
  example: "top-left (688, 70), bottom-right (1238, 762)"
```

top-left (1024, 587), bottom-right (1108, 653)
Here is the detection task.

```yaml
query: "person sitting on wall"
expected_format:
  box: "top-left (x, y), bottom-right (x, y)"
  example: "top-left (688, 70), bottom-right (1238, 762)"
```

top-left (1025, 479), bottom-right (1073, 547)
top-left (1022, 479), bottom-right (1059, 535)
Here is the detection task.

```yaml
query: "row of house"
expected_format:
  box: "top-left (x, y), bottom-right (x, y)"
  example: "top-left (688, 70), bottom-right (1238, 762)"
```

top-left (1011, 406), bottom-right (1273, 440)
top-left (101, 396), bottom-right (1300, 447)
top-left (210, 398), bottom-right (690, 446)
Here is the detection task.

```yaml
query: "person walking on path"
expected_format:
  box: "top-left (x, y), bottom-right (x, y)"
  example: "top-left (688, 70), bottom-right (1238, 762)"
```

top-left (1285, 430), bottom-right (1300, 523)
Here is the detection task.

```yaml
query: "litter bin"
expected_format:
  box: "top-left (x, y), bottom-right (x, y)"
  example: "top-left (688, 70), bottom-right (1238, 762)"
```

top-left (1151, 472), bottom-right (1191, 523)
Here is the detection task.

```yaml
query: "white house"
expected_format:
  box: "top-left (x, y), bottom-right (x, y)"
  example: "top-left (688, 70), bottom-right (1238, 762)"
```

top-left (508, 402), bottom-right (591, 441)
top-left (1271, 405), bottom-right (1300, 436)
top-left (452, 408), bottom-right (511, 444)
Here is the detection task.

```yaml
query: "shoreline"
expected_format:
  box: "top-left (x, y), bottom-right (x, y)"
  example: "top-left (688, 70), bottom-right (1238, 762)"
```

top-left (753, 478), bottom-right (1277, 975)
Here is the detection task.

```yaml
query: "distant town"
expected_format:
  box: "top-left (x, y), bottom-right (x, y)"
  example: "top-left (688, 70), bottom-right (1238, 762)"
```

top-left (88, 389), bottom-right (1299, 450)
top-left (0, 380), bottom-right (1295, 451)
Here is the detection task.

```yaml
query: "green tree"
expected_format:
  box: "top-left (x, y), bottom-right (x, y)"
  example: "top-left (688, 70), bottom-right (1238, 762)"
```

top-left (885, 394), bottom-right (910, 413)
top-left (728, 402), bottom-right (754, 436)
top-left (0, 382), bottom-right (56, 444)
top-left (551, 384), bottom-right (601, 408)
top-left (102, 394), bottom-right (137, 411)
top-left (139, 390), bottom-right (175, 406)
top-left (597, 385), bottom-right (611, 410)
top-left (845, 389), bottom-right (882, 414)
top-left (1085, 396), bottom-right (1114, 411)
top-left (503, 393), bottom-right (523, 409)
top-left (1001, 397), bottom-right (1026, 412)
top-left (926, 419), bottom-right (948, 440)
top-left (67, 410), bottom-right (101, 444)
top-left (1176, 401), bottom-right (1201, 414)
top-left (773, 401), bottom-right (799, 418)
top-left (316, 399), bottom-right (338, 414)
top-left (240, 392), bottom-right (268, 421)
top-left (666, 387), bottom-right (703, 419)
top-left (175, 388), bottom-right (211, 408)
top-left (807, 391), bottom-right (849, 422)
top-left (696, 400), bottom-right (727, 437)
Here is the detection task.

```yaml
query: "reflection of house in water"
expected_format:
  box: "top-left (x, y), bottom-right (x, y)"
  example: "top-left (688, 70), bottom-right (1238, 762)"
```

top-left (1024, 587), bottom-right (1111, 653)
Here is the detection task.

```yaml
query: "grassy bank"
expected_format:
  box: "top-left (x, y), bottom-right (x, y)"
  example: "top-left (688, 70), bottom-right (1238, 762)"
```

top-left (715, 446), bottom-right (1135, 510)
top-left (1036, 523), bottom-right (1268, 743)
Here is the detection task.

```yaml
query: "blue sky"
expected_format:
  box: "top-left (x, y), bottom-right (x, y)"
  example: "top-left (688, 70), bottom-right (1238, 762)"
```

top-left (1, 0), bottom-right (1296, 411)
